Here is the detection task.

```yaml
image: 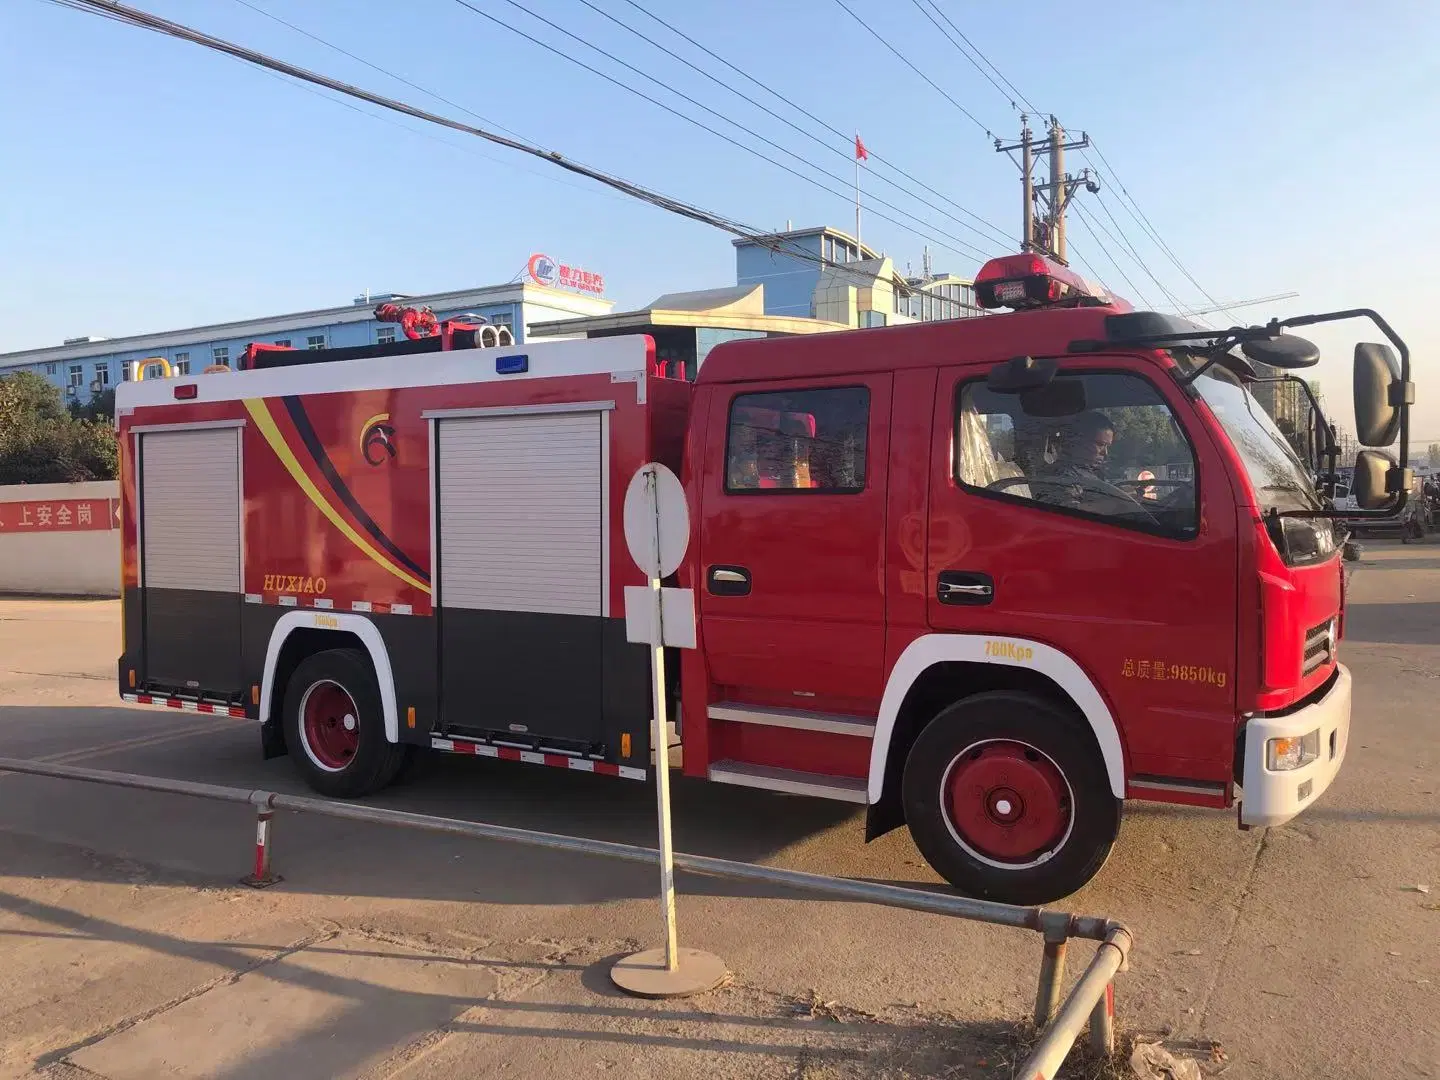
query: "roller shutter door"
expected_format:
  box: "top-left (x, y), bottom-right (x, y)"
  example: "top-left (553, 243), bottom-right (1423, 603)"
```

top-left (437, 412), bottom-right (607, 744)
top-left (140, 428), bottom-right (243, 695)
top-left (438, 413), bottom-right (603, 616)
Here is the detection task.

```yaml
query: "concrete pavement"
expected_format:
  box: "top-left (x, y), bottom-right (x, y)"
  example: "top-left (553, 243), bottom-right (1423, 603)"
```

top-left (0, 545), bottom-right (1434, 1078)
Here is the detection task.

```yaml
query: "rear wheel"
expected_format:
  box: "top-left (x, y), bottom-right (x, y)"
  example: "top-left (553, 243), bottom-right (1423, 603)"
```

top-left (284, 649), bottom-right (406, 798)
top-left (902, 691), bottom-right (1120, 905)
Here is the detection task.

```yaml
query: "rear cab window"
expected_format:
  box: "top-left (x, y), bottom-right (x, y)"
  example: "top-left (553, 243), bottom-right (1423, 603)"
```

top-left (725, 387), bottom-right (869, 493)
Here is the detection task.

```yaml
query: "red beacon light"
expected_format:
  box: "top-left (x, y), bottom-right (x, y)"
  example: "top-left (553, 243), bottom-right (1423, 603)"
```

top-left (974, 252), bottom-right (1122, 311)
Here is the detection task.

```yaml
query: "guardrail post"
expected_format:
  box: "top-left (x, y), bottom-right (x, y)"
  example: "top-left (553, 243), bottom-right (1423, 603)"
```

top-left (1033, 913), bottom-right (1071, 1027)
top-left (1087, 980), bottom-right (1115, 1056)
top-left (242, 792), bottom-right (281, 888)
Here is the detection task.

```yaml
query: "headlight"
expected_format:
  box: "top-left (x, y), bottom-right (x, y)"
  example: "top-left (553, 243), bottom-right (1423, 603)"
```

top-left (1267, 730), bottom-right (1321, 771)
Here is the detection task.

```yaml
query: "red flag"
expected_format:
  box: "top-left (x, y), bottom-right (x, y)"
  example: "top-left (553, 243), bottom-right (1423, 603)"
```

top-left (854, 134), bottom-right (869, 162)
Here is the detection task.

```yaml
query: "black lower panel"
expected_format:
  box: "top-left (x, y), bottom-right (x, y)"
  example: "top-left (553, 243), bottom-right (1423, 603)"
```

top-left (442, 608), bottom-right (603, 745)
top-left (143, 587), bottom-right (243, 697)
top-left (441, 609), bottom-right (652, 763)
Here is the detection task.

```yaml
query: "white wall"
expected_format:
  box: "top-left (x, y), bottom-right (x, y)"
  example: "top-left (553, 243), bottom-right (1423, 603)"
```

top-left (0, 481), bottom-right (120, 596)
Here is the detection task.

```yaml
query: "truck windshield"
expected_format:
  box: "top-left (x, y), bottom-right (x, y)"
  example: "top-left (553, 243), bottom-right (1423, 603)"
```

top-left (1188, 363), bottom-right (1322, 512)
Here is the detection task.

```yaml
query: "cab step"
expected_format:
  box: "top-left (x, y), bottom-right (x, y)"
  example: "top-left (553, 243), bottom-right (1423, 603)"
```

top-left (708, 702), bottom-right (876, 738)
top-left (707, 760), bottom-right (868, 803)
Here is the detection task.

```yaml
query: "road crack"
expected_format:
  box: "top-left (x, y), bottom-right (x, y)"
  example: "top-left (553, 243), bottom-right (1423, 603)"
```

top-left (1196, 828), bottom-right (1271, 1028)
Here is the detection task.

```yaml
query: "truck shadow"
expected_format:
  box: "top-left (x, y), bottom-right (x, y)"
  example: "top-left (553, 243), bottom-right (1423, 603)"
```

top-left (0, 706), bottom-right (872, 909)
top-left (1339, 601), bottom-right (1440, 646)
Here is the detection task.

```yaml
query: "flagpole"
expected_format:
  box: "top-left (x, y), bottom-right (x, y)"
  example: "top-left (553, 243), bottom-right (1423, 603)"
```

top-left (854, 131), bottom-right (862, 251)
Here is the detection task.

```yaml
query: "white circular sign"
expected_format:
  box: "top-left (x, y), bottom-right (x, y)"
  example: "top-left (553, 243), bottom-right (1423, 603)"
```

top-left (623, 463), bottom-right (689, 579)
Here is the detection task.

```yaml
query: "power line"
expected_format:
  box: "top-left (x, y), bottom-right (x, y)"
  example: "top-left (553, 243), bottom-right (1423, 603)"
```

top-left (567, 0), bottom-right (1008, 253)
top-left (38, 0), bottom-right (922, 288)
top-left (451, 0), bottom-right (994, 262)
top-left (1065, 206), bottom-right (1153, 308)
top-left (918, 0), bottom-right (1042, 117)
top-left (907, 0), bottom-right (1021, 113)
top-left (831, 0), bottom-right (996, 140)
top-left (1086, 140), bottom-right (1236, 321)
top-left (1075, 198), bottom-right (1186, 312)
top-left (616, 0), bottom-right (1013, 248)
top-left (227, 0), bottom-right (649, 207)
top-left (567, 0), bottom-right (1005, 252)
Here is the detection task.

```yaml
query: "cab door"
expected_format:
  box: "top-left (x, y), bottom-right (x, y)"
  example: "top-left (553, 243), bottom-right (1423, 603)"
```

top-left (927, 359), bottom-right (1240, 791)
top-left (697, 375), bottom-right (892, 717)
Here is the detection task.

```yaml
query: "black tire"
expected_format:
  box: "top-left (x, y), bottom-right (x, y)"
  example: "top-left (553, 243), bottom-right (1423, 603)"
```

top-left (283, 648), bottom-right (407, 798)
top-left (902, 691), bottom-right (1120, 905)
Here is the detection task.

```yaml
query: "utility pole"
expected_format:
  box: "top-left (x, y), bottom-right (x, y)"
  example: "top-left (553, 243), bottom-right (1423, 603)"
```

top-left (996, 116), bottom-right (1099, 264)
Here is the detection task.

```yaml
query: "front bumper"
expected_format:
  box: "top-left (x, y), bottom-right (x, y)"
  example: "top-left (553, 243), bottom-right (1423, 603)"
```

top-left (1239, 664), bottom-right (1351, 827)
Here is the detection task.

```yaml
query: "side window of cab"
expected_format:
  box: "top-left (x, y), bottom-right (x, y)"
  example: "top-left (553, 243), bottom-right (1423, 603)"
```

top-left (955, 371), bottom-right (1199, 539)
top-left (725, 387), bottom-right (869, 493)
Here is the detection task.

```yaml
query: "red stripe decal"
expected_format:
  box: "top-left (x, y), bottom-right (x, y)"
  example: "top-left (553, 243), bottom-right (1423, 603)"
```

top-left (543, 753), bottom-right (571, 768)
top-left (454, 742), bottom-right (478, 755)
top-left (165, 699), bottom-right (183, 709)
top-left (496, 746), bottom-right (522, 762)
top-left (594, 762), bottom-right (619, 777)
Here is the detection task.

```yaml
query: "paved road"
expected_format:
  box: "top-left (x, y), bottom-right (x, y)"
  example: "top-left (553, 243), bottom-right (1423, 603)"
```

top-left (0, 543), bottom-right (1435, 1079)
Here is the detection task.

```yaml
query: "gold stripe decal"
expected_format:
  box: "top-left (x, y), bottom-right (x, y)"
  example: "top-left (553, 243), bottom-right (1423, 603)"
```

top-left (243, 398), bottom-right (431, 595)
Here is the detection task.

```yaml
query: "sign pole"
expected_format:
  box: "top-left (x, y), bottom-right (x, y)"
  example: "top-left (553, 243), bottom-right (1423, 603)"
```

top-left (611, 464), bottom-right (726, 998)
top-left (645, 470), bottom-right (680, 971)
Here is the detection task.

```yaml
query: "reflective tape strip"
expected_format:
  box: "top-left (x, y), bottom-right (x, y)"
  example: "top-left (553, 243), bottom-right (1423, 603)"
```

top-left (429, 736), bottom-right (642, 779)
top-left (123, 693), bottom-right (247, 719)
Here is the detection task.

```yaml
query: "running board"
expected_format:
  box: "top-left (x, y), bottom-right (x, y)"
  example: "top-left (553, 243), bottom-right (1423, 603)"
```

top-left (708, 702), bottom-right (876, 738)
top-left (707, 760), bottom-right (868, 803)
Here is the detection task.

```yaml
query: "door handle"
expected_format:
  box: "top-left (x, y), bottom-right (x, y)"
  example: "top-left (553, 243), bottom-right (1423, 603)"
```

top-left (937, 571), bottom-right (994, 605)
top-left (708, 565), bottom-right (751, 596)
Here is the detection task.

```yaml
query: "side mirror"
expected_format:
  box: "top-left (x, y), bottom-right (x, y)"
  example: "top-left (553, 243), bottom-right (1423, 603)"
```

top-left (987, 355), bottom-right (1056, 393)
top-left (1241, 334), bottom-right (1320, 370)
top-left (1020, 378), bottom-right (1087, 418)
top-left (1352, 449), bottom-right (1408, 510)
top-left (1353, 343), bottom-right (1404, 446)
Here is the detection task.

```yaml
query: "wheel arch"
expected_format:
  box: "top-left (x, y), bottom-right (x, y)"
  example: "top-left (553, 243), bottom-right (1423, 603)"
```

top-left (867, 634), bottom-right (1127, 815)
top-left (260, 612), bottom-right (399, 744)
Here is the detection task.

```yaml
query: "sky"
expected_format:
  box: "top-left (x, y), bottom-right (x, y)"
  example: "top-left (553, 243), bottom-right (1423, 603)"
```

top-left (2, 0), bottom-right (1437, 439)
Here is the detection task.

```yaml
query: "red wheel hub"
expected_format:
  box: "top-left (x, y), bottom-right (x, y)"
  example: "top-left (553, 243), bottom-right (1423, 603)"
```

top-left (943, 741), bottom-right (1071, 863)
top-left (301, 682), bottom-right (360, 771)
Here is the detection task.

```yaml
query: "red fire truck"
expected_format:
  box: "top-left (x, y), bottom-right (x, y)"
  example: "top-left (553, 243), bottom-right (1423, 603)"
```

top-left (114, 256), bottom-right (1414, 903)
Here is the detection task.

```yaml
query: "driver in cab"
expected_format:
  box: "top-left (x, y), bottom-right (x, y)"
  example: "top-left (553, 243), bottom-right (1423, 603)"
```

top-left (1033, 411), bottom-right (1116, 512)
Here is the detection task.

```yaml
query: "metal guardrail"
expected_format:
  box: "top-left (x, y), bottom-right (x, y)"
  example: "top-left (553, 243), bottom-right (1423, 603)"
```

top-left (0, 755), bottom-right (1131, 1077)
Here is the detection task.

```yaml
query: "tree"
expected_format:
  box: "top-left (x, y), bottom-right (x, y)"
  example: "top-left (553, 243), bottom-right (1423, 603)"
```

top-left (1428, 443), bottom-right (1440, 470)
top-left (0, 372), bottom-right (117, 484)
top-left (69, 386), bottom-right (115, 424)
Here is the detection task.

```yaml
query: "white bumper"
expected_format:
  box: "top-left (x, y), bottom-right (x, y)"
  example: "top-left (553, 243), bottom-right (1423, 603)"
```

top-left (1239, 664), bottom-right (1351, 827)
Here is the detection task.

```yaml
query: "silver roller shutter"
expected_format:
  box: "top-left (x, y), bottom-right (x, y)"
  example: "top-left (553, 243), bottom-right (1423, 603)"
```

top-left (141, 428), bottom-right (242, 593)
top-left (438, 413), bottom-right (604, 617)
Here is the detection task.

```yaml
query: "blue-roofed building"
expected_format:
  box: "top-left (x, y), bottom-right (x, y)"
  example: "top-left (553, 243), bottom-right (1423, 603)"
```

top-left (0, 277), bottom-right (613, 402)
top-left (734, 225), bottom-right (983, 328)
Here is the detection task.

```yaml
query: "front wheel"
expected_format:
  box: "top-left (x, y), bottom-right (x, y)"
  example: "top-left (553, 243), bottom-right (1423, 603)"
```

top-left (283, 649), bottom-right (407, 798)
top-left (902, 691), bottom-right (1120, 905)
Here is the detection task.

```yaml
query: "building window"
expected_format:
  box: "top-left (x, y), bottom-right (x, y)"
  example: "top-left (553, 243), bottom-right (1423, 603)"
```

top-left (45, 363), bottom-right (56, 376)
top-left (725, 387), bottom-right (870, 493)
top-left (122, 363), bottom-right (131, 381)
top-left (67, 364), bottom-right (83, 389)
top-left (955, 372), bottom-right (1198, 539)
top-left (376, 327), bottom-right (396, 345)
top-left (212, 346), bottom-right (229, 367)
top-left (307, 335), bottom-right (326, 350)
top-left (93, 362), bottom-right (110, 388)
top-left (859, 310), bottom-right (887, 329)
top-left (175, 358), bottom-right (191, 376)
top-left (274, 339), bottom-right (291, 348)
top-left (491, 312), bottom-right (514, 329)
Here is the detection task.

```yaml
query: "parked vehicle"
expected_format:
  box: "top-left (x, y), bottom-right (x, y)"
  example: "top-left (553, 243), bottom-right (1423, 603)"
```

top-left (112, 255), bottom-right (1415, 903)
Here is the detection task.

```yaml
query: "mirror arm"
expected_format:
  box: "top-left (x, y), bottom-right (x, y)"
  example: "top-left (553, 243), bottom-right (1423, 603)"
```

top-left (1276, 307), bottom-right (1413, 470)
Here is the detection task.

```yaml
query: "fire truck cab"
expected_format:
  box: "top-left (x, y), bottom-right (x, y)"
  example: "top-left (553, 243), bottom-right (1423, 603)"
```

top-left (114, 259), bottom-right (1414, 903)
